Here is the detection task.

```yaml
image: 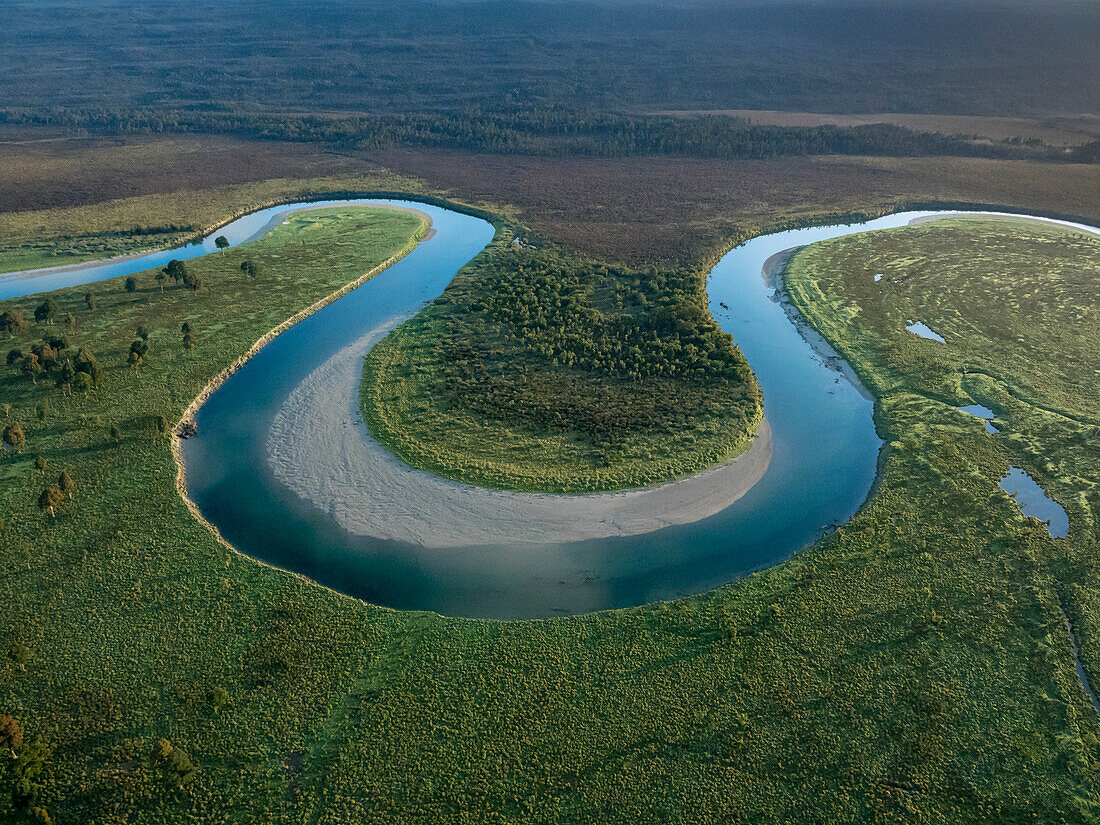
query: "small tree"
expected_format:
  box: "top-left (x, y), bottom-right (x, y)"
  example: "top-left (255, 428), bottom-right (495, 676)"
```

top-left (37, 485), bottom-right (63, 519)
top-left (109, 423), bottom-right (121, 442)
top-left (183, 271), bottom-right (204, 291)
top-left (64, 312), bottom-right (76, 332)
top-left (183, 331), bottom-right (195, 353)
top-left (128, 339), bottom-right (149, 374)
top-left (214, 235), bottom-right (229, 250)
top-left (7, 348), bottom-right (23, 367)
top-left (0, 715), bottom-right (23, 756)
top-left (240, 260), bottom-right (258, 278)
top-left (165, 259), bottom-right (187, 285)
top-left (22, 353), bottom-right (42, 384)
top-left (151, 738), bottom-right (197, 790)
top-left (155, 271), bottom-right (167, 292)
top-left (34, 455), bottom-right (47, 471)
top-left (125, 276), bottom-right (137, 293)
top-left (137, 324), bottom-right (150, 341)
top-left (58, 470), bottom-right (75, 500)
top-left (75, 346), bottom-right (102, 387)
top-left (31, 342), bottom-right (56, 373)
top-left (181, 321), bottom-right (192, 335)
top-left (33, 298), bottom-right (58, 324)
top-left (3, 421), bottom-right (26, 452)
top-left (73, 371), bottom-right (94, 397)
top-left (0, 309), bottom-right (28, 336)
top-left (84, 292), bottom-right (96, 311)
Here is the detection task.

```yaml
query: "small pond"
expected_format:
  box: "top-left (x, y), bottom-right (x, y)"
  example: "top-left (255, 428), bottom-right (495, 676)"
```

top-left (999, 466), bottom-right (1070, 538)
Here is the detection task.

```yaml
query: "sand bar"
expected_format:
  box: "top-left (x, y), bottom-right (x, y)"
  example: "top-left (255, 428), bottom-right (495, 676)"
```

top-left (267, 319), bottom-right (771, 548)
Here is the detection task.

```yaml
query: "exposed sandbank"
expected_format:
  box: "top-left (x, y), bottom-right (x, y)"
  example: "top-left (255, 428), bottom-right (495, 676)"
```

top-left (266, 321), bottom-right (772, 548)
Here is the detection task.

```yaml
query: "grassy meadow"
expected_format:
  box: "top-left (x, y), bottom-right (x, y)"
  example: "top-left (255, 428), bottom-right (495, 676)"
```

top-left (0, 172), bottom-right (440, 275)
top-left (0, 196), bottom-right (1098, 823)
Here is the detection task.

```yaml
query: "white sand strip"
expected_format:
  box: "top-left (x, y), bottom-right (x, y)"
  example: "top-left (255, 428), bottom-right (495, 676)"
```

top-left (266, 322), bottom-right (771, 548)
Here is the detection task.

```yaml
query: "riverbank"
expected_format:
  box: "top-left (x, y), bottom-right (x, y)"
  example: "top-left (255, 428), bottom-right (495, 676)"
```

top-left (267, 320), bottom-right (772, 547)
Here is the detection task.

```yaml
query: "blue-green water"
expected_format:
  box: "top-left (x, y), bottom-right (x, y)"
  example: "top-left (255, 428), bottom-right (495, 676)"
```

top-left (5, 201), bottom-right (1079, 618)
top-left (189, 201), bottom-right (899, 619)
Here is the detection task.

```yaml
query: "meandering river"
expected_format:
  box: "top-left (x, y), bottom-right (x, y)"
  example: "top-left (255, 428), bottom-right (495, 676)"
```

top-left (4, 201), bottom-right (1083, 618)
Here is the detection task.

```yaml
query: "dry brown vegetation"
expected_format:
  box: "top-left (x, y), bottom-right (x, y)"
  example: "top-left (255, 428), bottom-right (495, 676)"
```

top-left (0, 131), bottom-right (384, 214)
top-left (371, 148), bottom-right (1100, 266)
top-left (2, 133), bottom-right (1099, 272)
top-left (649, 110), bottom-right (1100, 147)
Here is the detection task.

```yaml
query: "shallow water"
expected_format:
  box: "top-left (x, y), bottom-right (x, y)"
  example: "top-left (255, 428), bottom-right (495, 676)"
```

top-left (959, 404), bottom-right (999, 434)
top-left (999, 466), bottom-right (1069, 538)
top-left (6, 203), bottom-right (1082, 617)
top-left (906, 320), bottom-right (946, 342)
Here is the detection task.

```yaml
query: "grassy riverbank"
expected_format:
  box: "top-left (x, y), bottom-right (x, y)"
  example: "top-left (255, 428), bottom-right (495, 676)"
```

top-left (1, 200), bottom-right (1099, 822)
top-left (361, 238), bottom-right (761, 492)
top-left (0, 172), bottom-right (440, 274)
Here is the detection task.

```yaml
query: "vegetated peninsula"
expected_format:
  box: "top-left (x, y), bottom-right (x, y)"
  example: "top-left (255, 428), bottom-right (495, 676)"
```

top-left (360, 233), bottom-right (763, 493)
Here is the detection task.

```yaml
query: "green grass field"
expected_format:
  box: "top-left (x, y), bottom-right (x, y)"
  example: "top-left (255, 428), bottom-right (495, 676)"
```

top-left (1, 202), bottom-right (1099, 823)
top-left (0, 172), bottom-right (437, 275)
top-left (361, 240), bottom-right (761, 492)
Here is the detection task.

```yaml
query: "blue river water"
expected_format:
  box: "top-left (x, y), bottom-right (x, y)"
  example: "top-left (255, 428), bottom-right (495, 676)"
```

top-left (2, 201), bottom-right (1080, 618)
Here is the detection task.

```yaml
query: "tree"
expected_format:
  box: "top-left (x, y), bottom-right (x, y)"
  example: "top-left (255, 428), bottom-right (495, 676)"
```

top-left (165, 259), bottom-right (187, 285)
top-left (181, 321), bottom-right (192, 335)
top-left (153, 414), bottom-right (169, 436)
top-left (30, 342), bottom-right (56, 373)
top-left (183, 331), bottom-right (195, 353)
top-left (75, 346), bottom-right (102, 387)
top-left (155, 271), bottom-right (166, 292)
top-left (34, 455), bottom-right (47, 471)
top-left (128, 339), bottom-right (148, 373)
top-left (0, 715), bottom-right (23, 756)
top-left (109, 423), bottom-right (121, 441)
top-left (84, 292), bottom-right (95, 310)
top-left (215, 235), bottom-right (229, 250)
top-left (183, 271), bottom-right (204, 291)
top-left (63, 312), bottom-right (76, 332)
top-left (240, 260), bottom-right (258, 278)
top-left (22, 353), bottom-right (42, 384)
top-left (151, 738), bottom-right (197, 789)
top-left (125, 276), bottom-right (137, 293)
top-left (6, 348), bottom-right (22, 367)
top-left (58, 470), bottom-right (75, 500)
top-left (37, 485), bottom-right (63, 518)
top-left (0, 309), bottom-right (27, 336)
top-left (3, 421), bottom-right (26, 452)
top-left (73, 371), bottom-right (94, 397)
top-left (137, 324), bottom-right (150, 341)
top-left (33, 298), bottom-right (58, 324)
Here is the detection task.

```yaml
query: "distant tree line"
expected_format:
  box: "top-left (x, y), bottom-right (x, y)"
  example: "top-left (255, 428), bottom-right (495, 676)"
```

top-left (2, 107), bottom-right (1094, 163)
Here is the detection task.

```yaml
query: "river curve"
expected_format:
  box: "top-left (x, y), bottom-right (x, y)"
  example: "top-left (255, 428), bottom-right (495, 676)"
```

top-left (6, 200), bottom-right (1086, 618)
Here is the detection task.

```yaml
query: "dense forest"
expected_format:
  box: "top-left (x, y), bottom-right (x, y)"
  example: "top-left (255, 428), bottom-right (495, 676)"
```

top-left (6, 108), bottom-right (1096, 163)
top-left (2, 0), bottom-right (1097, 119)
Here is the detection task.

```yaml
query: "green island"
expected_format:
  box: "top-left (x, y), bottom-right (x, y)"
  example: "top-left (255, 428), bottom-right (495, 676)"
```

top-left (360, 237), bottom-right (761, 492)
top-left (1, 191), bottom-right (1099, 821)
